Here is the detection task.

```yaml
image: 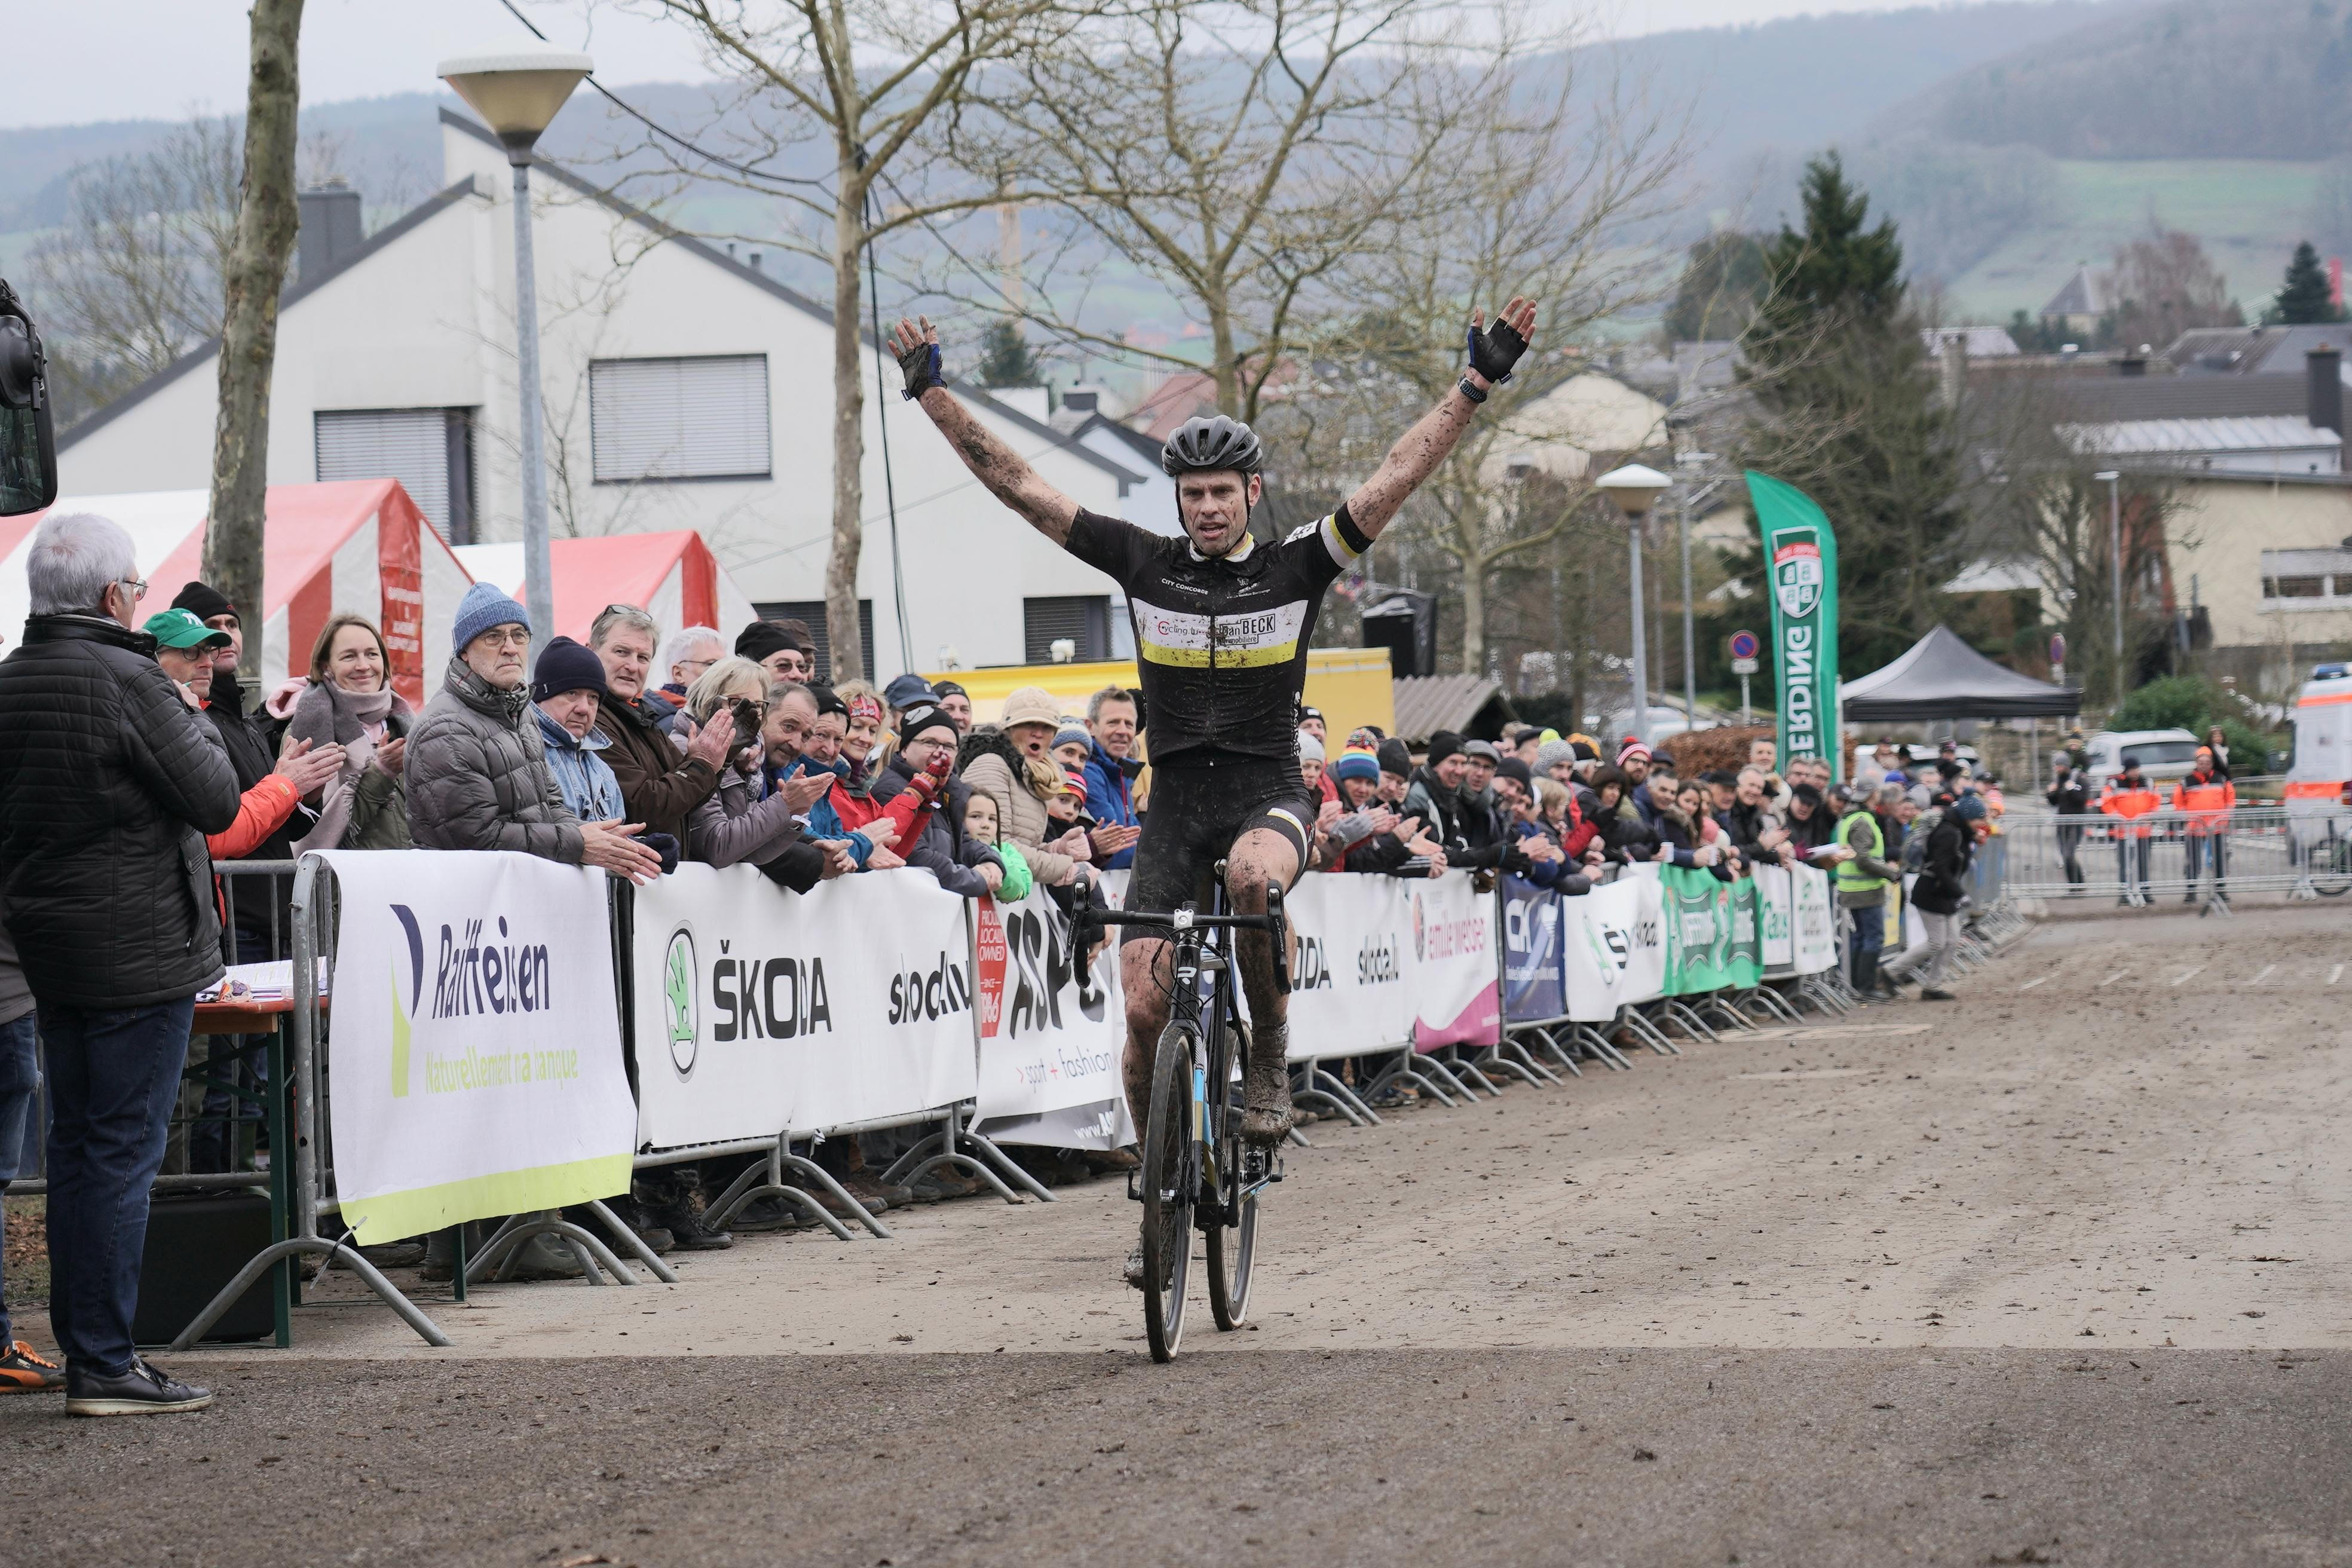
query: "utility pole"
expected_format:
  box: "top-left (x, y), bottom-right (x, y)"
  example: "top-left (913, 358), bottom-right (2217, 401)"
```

top-left (2096, 469), bottom-right (2123, 708)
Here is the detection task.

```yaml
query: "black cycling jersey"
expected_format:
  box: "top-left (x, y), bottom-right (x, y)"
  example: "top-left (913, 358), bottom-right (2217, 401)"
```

top-left (1065, 504), bottom-right (1370, 767)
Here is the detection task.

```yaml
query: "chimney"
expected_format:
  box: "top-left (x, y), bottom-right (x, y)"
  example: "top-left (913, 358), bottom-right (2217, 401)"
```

top-left (295, 180), bottom-right (363, 290)
top-left (2308, 347), bottom-right (2343, 436)
top-left (1937, 332), bottom-right (1967, 409)
top-left (1061, 388), bottom-right (1100, 415)
top-left (2115, 351), bottom-right (2147, 378)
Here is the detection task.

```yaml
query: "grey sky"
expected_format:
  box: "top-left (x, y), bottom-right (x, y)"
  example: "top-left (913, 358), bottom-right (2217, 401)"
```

top-left (9, 0), bottom-right (1959, 131)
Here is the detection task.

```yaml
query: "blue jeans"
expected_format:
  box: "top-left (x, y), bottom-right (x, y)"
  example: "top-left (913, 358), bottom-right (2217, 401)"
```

top-left (0, 1013), bottom-right (39, 1346)
top-left (39, 996), bottom-right (195, 1374)
top-left (1847, 901), bottom-right (1884, 991)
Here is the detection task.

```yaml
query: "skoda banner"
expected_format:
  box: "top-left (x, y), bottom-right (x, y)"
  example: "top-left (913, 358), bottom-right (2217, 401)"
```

top-left (317, 849), bottom-right (638, 1242)
top-left (1749, 470), bottom-right (1841, 784)
top-left (1754, 864), bottom-right (1796, 967)
top-left (1559, 874), bottom-right (1666, 1021)
top-left (631, 865), bottom-right (976, 1149)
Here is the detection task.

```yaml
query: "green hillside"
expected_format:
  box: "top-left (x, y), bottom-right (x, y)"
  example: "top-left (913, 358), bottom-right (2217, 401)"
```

top-left (1943, 158), bottom-right (2328, 323)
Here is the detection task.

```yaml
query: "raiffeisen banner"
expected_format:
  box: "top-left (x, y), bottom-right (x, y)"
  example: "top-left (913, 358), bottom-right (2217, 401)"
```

top-left (318, 849), bottom-right (638, 1242)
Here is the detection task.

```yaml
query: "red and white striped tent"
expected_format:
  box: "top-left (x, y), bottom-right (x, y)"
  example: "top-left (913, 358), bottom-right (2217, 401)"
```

top-left (0, 480), bottom-right (472, 708)
top-left (451, 532), bottom-right (757, 650)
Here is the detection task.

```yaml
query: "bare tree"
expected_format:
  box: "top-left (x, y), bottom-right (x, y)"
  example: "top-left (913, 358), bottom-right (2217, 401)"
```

top-left (203, 0), bottom-right (304, 678)
top-left (26, 118), bottom-right (241, 422)
top-left (2108, 224), bottom-right (2241, 354)
top-left (939, 0), bottom-right (1485, 424)
top-left (615, 0), bottom-right (1082, 681)
top-left (1270, 42), bottom-right (1688, 670)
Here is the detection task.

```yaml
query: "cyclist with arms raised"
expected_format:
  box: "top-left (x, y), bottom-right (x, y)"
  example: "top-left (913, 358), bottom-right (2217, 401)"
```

top-left (887, 301), bottom-right (1537, 1284)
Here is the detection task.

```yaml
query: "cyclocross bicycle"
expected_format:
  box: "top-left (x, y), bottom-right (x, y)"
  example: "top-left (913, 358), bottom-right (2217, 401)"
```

top-left (1089, 867), bottom-right (1290, 1362)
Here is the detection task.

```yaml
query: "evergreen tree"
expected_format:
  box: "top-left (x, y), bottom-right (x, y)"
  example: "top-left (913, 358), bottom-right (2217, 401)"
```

top-left (975, 319), bottom-right (1042, 387)
top-left (1737, 154), bottom-right (1969, 678)
top-left (2275, 240), bottom-right (2338, 324)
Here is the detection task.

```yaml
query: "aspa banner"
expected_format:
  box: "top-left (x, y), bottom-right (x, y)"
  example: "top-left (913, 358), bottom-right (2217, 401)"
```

top-left (1750, 470), bottom-right (1841, 783)
top-left (1499, 874), bottom-right (1566, 1022)
top-left (1283, 870), bottom-right (1416, 1059)
top-left (1791, 862), bottom-right (1836, 973)
top-left (1658, 866), bottom-right (1765, 994)
top-left (1411, 870), bottom-right (1499, 1050)
top-left (632, 865), bottom-right (975, 1149)
top-left (971, 880), bottom-right (1126, 1141)
top-left (1559, 874), bottom-right (1665, 1022)
top-left (317, 849), bottom-right (637, 1242)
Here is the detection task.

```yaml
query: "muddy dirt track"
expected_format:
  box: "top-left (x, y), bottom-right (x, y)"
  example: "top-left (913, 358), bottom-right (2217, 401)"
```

top-left (7, 901), bottom-right (2351, 1566)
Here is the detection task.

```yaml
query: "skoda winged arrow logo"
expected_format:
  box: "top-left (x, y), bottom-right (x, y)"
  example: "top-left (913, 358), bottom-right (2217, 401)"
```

top-left (664, 924), bottom-right (699, 1079)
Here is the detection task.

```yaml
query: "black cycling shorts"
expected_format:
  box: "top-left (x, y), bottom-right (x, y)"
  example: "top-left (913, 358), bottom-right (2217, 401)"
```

top-left (1122, 755), bottom-right (1313, 946)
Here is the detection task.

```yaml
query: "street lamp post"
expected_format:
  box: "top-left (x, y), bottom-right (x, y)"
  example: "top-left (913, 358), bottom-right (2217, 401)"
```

top-left (1597, 464), bottom-right (1671, 748)
top-left (2094, 468), bottom-right (2123, 709)
top-left (1678, 495), bottom-right (1696, 730)
top-left (438, 51), bottom-right (594, 657)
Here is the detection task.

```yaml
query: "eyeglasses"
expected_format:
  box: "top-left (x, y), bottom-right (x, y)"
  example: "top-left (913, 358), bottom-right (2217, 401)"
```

top-left (485, 627), bottom-right (531, 648)
top-left (677, 657), bottom-right (716, 675)
top-left (116, 576), bottom-right (148, 603)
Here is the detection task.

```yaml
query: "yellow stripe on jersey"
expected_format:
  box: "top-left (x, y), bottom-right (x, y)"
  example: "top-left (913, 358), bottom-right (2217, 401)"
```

top-left (1130, 598), bottom-right (1309, 669)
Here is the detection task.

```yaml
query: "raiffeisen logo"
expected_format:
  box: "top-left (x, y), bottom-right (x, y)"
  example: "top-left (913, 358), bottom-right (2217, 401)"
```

top-left (428, 914), bottom-right (554, 1019)
top-left (390, 904), bottom-right (424, 1098)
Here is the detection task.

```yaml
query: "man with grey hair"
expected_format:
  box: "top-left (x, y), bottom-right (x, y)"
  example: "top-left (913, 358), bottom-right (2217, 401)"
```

top-left (1082, 684), bottom-right (1143, 869)
top-left (658, 624), bottom-right (724, 699)
top-left (0, 511), bottom-right (241, 1414)
top-left (589, 603), bottom-right (728, 844)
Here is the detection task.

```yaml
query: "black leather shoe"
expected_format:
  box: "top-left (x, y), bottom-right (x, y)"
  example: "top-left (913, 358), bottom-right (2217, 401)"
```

top-left (65, 1357), bottom-right (213, 1416)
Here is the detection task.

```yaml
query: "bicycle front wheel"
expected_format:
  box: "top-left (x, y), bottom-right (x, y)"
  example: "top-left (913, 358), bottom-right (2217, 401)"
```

top-left (2314, 829), bottom-right (2352, 896)
top-left (1140, 1021), bottom-right (1197, 1362)
top-left (1206, 1022), bottom-right (1259, 1331)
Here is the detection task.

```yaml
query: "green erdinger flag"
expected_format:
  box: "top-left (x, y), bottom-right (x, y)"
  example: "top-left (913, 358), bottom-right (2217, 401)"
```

top-left (1661, 867), bottom-right (1766, 993)
top-left (1748, 471), bottom-right (1841, 784)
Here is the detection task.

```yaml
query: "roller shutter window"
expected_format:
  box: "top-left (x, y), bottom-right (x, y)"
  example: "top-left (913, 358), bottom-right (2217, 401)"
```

top-left (315, 408), bottom-right (472, 539)
top-left (751, 599), bottom-right (874, 684)
top-left (590, 354), bottom-right (771, 482)
top-left (1024, 595), bottom-right (1111, 664)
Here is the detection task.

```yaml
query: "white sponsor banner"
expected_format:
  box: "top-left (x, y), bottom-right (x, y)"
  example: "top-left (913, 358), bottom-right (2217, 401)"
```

top-left (317, 849), bottom-right (638, 1242)
top-left (972, 880), bottom-right (1128, 1128)
top-left (1558, 874), bottom-right (1667, 1021)
top-left (1790, 862), bottom-right (1836, 974)
top-left (632, 865), bottom-right (976, 1149)
top-left (1754, 864), bottom-right (1796, 969)
top-left (1410, 870), bottom-right (1500, 1049)
top-left (1282, 871), bottom-right (1416, 1060)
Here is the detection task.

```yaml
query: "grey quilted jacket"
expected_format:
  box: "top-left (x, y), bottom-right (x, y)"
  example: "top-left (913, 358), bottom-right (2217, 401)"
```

top-left (406, 657), bottom-right (583, 862)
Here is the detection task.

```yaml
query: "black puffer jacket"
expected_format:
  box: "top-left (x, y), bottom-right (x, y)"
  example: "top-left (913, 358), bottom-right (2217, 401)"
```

top-left (0, 614), bottom-right (241, 1006)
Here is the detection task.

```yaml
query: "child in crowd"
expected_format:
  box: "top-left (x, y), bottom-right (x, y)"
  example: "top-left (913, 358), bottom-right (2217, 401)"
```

top-left (1054, 724), bottom-right (1092, 773)
top-left (961, 791), bottom-right (1033, 901)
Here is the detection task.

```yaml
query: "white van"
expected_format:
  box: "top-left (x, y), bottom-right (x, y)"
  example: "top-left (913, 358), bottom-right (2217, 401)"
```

top-left (2078, 728), bottom-right (2201, 794)
top-left (2286, 664), bottom-right (2352, 807)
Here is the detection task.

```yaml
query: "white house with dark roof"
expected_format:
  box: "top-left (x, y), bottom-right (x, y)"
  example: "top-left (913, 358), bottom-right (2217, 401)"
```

top-left (57, 108), bottom-right (1131, 678)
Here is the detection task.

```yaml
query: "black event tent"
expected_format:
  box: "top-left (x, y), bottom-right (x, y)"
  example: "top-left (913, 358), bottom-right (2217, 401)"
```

top-left (1840, 624), bottom-right (2081, 722)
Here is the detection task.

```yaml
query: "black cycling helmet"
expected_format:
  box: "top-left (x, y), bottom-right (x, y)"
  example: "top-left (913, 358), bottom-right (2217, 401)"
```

top-left (1160, 414), bottom-right (1263, 478)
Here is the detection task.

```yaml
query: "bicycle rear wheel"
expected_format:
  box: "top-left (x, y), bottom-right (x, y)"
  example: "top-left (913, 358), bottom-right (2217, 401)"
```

top-left (1140, 1021), bottom-right (1196, 1362)
top-left (1206, 1022), bottom-right (1259, 1331)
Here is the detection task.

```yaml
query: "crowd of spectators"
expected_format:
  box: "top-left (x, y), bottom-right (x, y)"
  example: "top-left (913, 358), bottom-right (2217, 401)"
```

top-left (0, 505), bottom-right (2022, 1410)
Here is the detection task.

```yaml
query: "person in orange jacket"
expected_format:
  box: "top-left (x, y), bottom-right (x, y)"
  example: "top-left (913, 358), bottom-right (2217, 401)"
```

top-left (2099, 756), bottom-right (2161, 907)
top-left (2170, 745), bottom-right (2236, 909)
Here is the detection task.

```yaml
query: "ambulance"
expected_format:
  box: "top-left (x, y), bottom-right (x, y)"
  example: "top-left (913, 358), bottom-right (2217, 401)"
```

top-left (2285, 663), bottom-right (2352, 895)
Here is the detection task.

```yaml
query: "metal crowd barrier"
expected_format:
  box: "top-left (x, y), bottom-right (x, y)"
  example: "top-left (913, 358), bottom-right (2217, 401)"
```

top-left (1997, 806), bottom-right (2352, 904)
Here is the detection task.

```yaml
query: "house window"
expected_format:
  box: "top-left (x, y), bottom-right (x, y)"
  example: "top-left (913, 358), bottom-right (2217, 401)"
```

top-left (590, 354), bottom-right (770, 482)
top-left (314, 408), bottom-right (476, 542)
top-left (751, 599), bottom-right (874, 684)
top-left (2265, 576), bottom-right (2330, 599)
top-left (1024, 595), bottom-right (1113, 664)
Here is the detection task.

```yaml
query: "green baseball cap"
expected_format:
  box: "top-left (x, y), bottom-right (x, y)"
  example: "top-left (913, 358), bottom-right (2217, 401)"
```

top-left (143, 608), bottom-right (232, 651)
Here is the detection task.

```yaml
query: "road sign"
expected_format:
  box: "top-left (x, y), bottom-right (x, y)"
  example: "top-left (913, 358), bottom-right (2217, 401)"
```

top-left (2049, 632), bottom-right (2066, 666)
top-left (1731, 657), bottom-right (1758, 674)
top-left (1728, 629), bottom-right (1760, 662)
